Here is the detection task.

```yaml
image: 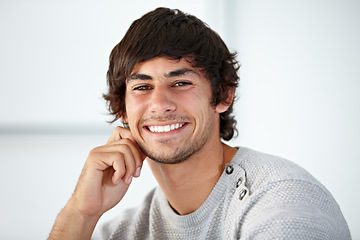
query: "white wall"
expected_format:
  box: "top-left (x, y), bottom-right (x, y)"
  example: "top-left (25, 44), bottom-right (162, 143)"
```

top-left (0, 1), bottom-right (359, 239)
top-left (230, 2), bottom-right (360, 239)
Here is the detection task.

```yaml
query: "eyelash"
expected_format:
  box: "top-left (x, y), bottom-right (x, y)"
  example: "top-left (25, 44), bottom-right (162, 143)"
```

top-left (132, 85), bottom-right (152, 91)
top-left (132, 81), bottom-right (192, 91)
top-left (172, 81), bottom-right (192, 87)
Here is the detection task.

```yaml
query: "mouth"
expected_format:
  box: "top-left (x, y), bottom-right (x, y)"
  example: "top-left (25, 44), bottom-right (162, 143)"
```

top-left (146, 123), bottom-right (186, 133)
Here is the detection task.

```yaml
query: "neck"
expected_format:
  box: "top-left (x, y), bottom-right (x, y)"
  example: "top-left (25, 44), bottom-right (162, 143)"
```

top-left (147, 141), bottom-right (237, 215)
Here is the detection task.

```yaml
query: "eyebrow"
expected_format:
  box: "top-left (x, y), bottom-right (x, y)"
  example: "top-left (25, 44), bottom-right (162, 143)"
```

top-left (128, 73), bottom-right (152, 81)
top-left (127, 68), bottom-right (200, 82)
top-left (164, 68), bottom-right (200, 78)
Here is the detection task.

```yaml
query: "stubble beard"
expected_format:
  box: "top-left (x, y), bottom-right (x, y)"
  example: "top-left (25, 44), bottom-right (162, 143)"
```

top-left (138, 115), bottom-right (215, 165)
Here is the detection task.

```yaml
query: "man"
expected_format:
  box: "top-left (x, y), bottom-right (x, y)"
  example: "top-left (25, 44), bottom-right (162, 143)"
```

top-left (49, 8), bottom-right (351, 239)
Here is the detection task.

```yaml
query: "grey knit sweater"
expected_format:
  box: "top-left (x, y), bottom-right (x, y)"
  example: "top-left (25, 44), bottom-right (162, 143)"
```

top-left (92, 147), bottom-right (351, 239)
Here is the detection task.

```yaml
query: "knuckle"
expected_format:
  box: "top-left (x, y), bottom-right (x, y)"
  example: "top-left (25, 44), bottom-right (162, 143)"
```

top-left (114, 126), bottom-right (122, 132)
top-left (113, 151), bottom-right (124, 160)
top-left (116, 165), bottom-right (126, 176)
top-left (125, 158), bottom-right (136, 171)
top-left (122, 138), bottom-right (133, 145)
top-left (127, 161), bottom-right (136, 171)
top-left (116, 141), bottom-right (132, 153)
top-left (119, 137), bottom-right (128, 142)
top-left (87, 149), bottom-right (99, 161)
top-left (89, 145), bottom-right (102, 154)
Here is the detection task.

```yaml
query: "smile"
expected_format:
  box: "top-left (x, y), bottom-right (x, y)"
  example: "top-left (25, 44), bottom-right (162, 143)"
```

top-left (148, 123), bottom-right (184, 133)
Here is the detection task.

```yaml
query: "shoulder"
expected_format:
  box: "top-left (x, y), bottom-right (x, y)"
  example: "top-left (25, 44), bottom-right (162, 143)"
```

top-left (232, 147), bottom-right (326, 191)
top-left (228, 147), bottom-right (351, 239)
top-left (232, 147), bottom-right (338, 211)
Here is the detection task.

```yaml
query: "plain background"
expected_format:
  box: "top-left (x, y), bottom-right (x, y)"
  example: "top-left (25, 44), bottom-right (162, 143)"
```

top-left (1, 0), bottom-right (359, 239)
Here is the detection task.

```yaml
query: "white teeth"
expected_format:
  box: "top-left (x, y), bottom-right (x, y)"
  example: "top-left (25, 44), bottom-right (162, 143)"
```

top-left (158, 126), bottom-right (164, 132)
top-left (164, 125), bottom-right (170, 132)
top-left (148, 123), bottom-right (183, 133)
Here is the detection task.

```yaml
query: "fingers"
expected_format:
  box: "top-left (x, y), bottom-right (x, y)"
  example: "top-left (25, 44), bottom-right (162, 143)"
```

top-left (106, 126), bottom-right (146, 161)
top-left (104, 126), bottom-right (146, 182)
top-left (67, 126), bottom-right (146, 219)
top-left (89, 138), bottom-right (144, 186)
top-left (106, 126), bottom-right (135, 145)
top-left (107, 138), bottom-right (143, 165)
top-left (107, 143), bottom-right (138, 185)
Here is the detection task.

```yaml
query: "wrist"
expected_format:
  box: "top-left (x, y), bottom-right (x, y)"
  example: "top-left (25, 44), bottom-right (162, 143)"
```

top-left (48, 202), bottom-right (101, 240)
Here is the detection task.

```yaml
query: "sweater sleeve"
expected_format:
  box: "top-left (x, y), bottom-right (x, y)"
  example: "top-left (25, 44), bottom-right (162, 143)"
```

top-left (237, 180), bottom-right (351, 240)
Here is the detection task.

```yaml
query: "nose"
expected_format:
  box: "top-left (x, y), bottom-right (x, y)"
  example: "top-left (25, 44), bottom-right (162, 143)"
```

top-left (148, 86), bottom-right (176, 114)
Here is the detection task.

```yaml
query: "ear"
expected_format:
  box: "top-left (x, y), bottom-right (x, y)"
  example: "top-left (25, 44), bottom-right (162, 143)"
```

top-left (118, 112), bottom-right (128, 124)
top-left (215, 87), bottom-right (235, 113)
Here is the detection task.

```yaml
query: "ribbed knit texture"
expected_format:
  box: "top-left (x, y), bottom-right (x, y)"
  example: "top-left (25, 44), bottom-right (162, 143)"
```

top-left (92, 147), bottom-right (351, 239)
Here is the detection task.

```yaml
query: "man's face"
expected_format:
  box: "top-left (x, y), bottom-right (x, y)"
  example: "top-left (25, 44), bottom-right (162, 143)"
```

top-left (123, 57), bottom-right (228, 164)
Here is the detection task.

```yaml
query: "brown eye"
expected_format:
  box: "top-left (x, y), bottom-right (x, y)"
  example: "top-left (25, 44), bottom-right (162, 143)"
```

top-left (133, 85), bottom-right (152, 91)
top-left (173, 81), bottom-right (192, 87)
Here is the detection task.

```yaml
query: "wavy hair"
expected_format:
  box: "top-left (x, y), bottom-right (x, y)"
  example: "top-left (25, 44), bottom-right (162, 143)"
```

top-left (104, 8), bottom-right (240, 141)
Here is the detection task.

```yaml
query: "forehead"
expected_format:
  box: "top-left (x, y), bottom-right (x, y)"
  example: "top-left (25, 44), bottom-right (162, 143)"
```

top-left (128, 57), bottom-right (203, 80)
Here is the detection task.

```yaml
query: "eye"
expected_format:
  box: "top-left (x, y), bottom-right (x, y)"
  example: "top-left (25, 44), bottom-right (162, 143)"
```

top-left (132, 85), bottom-right (152, 91)
top-left (172, 81), bottom-right (192, 87)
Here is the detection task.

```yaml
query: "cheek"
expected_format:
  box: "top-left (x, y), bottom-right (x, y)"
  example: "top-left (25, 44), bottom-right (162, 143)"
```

top-left (125, 96), bottom-right (144, 124)
top-left (191, 99), bottom-right (216, 124)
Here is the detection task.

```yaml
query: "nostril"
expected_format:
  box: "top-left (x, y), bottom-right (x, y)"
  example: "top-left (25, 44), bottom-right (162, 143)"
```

top-left (149, 100), bottom-right (176, 114)
top-left (148, 89), bottom-right (177, 114)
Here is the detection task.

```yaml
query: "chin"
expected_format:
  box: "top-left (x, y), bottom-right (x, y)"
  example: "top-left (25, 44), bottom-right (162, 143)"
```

top-left (140, 143), bottom-right (204, 165)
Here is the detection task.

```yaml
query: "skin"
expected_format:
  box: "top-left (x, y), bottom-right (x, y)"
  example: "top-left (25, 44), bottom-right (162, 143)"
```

top-left (125, 57), bottom-right (224, 164)
top-left (48, 57), bottom-right (237, 239)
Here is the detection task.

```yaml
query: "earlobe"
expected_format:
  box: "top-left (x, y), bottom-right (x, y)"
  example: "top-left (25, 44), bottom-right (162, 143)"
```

top-left (215, 102), bottom-right (230, 113)
top-left (215, 88), bottom-right (235, 113)
top-left (118, 112), bottom-right (128, 124)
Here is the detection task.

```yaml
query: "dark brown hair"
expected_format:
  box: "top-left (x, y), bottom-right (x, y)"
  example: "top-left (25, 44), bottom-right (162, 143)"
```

top-left (104, 7), bottom-right (240, 140)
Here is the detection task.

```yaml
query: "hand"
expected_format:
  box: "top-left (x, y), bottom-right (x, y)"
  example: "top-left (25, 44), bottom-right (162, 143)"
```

top-left (70, 126), bottom-right (146, 218)
top-left (48, 126), bottom-right (146, 240)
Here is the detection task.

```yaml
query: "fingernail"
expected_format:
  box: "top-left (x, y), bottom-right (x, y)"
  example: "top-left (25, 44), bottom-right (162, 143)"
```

top-left (135, 167), bottom-right (142, 177)
top-left (128, 176), bottom-right (133, 184)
